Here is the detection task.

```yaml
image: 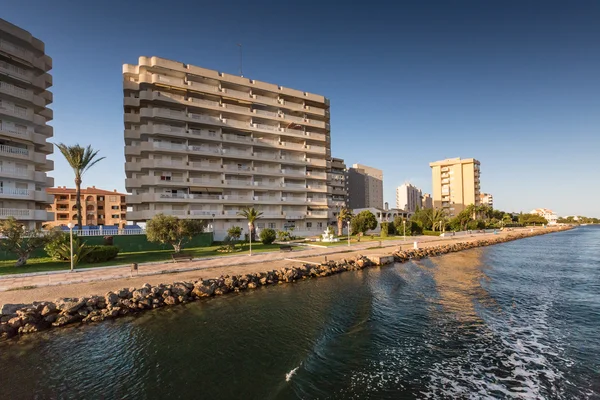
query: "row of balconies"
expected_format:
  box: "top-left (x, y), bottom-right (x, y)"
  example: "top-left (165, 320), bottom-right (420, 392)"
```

top-left (0, 167), bottom-right (53, 185)
top-left (0, 207), bottom-right (50, 220)
top-left (127, 208), bottom-right (328, 221)
top-left (0, 38), bottom-right (52, 72)
top-left (131, 73), bottom-right (328, 117)
top-left (128, 192), bottom-right (328, 205)
top-left (124, 125), bottom-right (327, 154)
top-left (125, 176), bottom-right (328, 192)
top-left (0, 144), bottom-right (54, 170)
top-left (0, 124), bottom-right (53, 150)
top-left (125, 142), bottom-right (327, 167)
top-left (0, 81), bottom-right (50, 108)
top-left (0, 104), bottom-right (52, 125)
top-left (131, 108), bottom-right (328, 141)
top-left (0, 188), bottom-right (54, 202)
top-left (128, 90), bottom-right (329, 129)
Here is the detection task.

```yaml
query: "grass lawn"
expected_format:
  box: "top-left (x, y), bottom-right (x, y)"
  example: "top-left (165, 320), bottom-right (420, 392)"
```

top-left (0, 243), bottom-right (289, 276)
top-left (309, 235), bottom-right (413, 247)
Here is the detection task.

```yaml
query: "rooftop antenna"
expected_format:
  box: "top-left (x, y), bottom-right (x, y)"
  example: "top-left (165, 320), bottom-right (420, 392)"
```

top-left (237, 43), bottom-right (243, 77)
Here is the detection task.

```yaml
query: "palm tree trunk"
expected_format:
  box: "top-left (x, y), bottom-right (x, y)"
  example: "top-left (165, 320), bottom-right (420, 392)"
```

top-left (75, 176), bottom-right (82, 229)
top-left (337, 218), bottom-right (343, 236)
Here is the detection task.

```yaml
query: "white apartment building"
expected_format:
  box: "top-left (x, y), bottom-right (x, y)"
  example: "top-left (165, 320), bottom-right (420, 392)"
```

top-left (0, 19), bottom-right (54, 229)
top-left (396, 183), bottom-right (422, 212)
top-left (123, 56), bottom-right (331, 239)
top-left (530, 208), bottom-right (558, 225)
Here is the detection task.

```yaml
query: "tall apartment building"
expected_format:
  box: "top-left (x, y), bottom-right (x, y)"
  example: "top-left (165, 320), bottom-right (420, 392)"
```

top-left (429, 157), bottom-right (480, 216)
top-left (347, 163), bottom-right (383, 209)
top-left (421, 193), bottom-right (433, 209)
top-left (0, 19), bottom-right (54, 229)
top-left (395, 183), bottom-right (422, 212)
top-left (327, 157), bottom-right (347, 224)
top-left (123, 57), bottom-right (331, 238)
top-left (479, 192), bottom-right (493, 208)
top-left (46, 186), bottom-right (127, 228)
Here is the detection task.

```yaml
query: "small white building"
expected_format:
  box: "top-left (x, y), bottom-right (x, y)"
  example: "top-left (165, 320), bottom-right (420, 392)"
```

top-left (352, 207), bottom-right (411, 234)
top-left (530, 208), bottom-right (558, 225)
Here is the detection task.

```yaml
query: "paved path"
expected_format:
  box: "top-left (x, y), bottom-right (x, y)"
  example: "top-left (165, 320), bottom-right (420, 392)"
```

top-left (0, 231), bottom-right (506, 292)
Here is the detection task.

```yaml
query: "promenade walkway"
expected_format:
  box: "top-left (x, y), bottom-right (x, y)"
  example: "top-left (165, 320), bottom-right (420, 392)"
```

top-left (0, 231), bottom-right (507, 292)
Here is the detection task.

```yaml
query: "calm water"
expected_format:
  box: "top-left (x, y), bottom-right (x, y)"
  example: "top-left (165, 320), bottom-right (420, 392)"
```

top-left (1, 227), bottom-right (599, 399)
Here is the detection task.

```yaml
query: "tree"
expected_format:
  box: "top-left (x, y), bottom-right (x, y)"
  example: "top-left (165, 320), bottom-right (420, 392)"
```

top-left (351, 210), bottom-right (378, 235)
top-left (410, 207), bottom-right (432, 231)
top-left (260, 228), bottom-right (276, 244)
top-left (237, 207), bottom-right (263, 240)
top-left (337, 207), bottom-right (353, 236)
top-left (0, 218), bottom-right (55, 266)
top-left (428, 209), bottom-right (447, 232)
top-left (501, 214), bottom-right (513, 226)
top-left (518, 213), bottom-right (548, 225)
top-left (54, 237), bottom-right (93, 268)
top-left (146, 214), bottom-right (206, 253)
top-left (54, 143), bottom-right (105, 229)
top-left (227, 226), bottom-right (242, 245)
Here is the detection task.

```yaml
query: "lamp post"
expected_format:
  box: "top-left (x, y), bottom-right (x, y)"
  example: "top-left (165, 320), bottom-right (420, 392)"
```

top-left (248, 223), bottom-right (252, 256)
top-left (211, 213), bottom-right (215, 233)
top-left (347, 219), bottom-right (350, 246)
top-left (403, 219), bottom-right (406, 242)
top-left (67, 222), bottom-right (75, 272)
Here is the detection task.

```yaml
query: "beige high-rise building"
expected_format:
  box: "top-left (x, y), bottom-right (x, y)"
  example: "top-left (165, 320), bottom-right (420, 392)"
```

top-left (396, 183), bottom-right (422, 212)
top-left (429, 157), bottom-right (480, 216)
top-left (421, 193), bottom-right (433, 209)
top-left (123, 57), bottom-right (331, 239)
top-left (348, 163), bottom-right (383, 209)
top-left (0, 19), bottom-right (54, 229)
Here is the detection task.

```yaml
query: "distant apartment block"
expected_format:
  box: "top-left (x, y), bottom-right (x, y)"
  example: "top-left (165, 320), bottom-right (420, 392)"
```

top-left (327, 157), bottom-right (347, 224)
top-left (530, 208), bottom-right (558, 225)
top-left (46, 186), bottom-right (127, 228)
top-left (123, 57), bottom-right (331, 238)
top-left (479, 192), bottom-right (493, 208)
top-left (348, 163), bottom-right (383, 209)
top-left (0, 19), bottom-right (54, 229)
top-left (429, 157), bottom-right (480, 217)
top-left (396, 183), bottom-right (422, 212)
top-left (421, 193), bottom-right (433, 209)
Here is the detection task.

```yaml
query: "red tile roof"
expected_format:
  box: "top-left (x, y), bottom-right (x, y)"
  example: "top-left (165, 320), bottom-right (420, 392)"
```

top-left (46, 186), bottom-right (127, 196)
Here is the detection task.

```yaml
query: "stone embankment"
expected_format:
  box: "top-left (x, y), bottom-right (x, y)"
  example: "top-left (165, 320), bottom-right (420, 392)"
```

top-left (0, 229), bottom-right (557, 340)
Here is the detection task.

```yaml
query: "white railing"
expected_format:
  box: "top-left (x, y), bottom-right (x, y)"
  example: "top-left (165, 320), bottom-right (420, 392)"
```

top-left (0, 208), bottom-right (32, 217)
top-left (254, 196), bottom-right (279, 201)
top-left (153, 142), bottom-right (187, 151)
top-left (223, 134), bottom-right (252, 143)
top-left (0, 144), bottom-right (29, 156)
top-left (223, 164), bottom-right (251, 171)
top-left (254, 109), bottom-right (278, 118)
top-left (70, 228), bottom-right (147, 237)
top-left (189, 178), bottom-right (222, 185)
top-left (189, 97), bottom-right (220, 107)
top-left (187, 80), bottom-right (220, 92)
top-left (223, 103), bottom-right (250, 113)
top-left (0, 167), bottom-right (31, 178)
top-left (0, 188), bottom-right (30, 196)
top-left (308, 211), bottom-right (328, 217)
top-left (222, 88), bottom-right (250, 98)
top-left (189, 194), bottom-right (222, 200)
top-left (224, 210), bottom-right (240, 216)
top-left (0, 81), bottom-right (32, 100)
top-left (188, 145), bottom-right (221, 154)
top-left (190, 210), bottom-right (220, 216)
top-left (222, 195), bottom-right (252, 201)
top-left (254, 123), bottom-right (278, 131)
top-left (189, 162), bottom-right (222, 170)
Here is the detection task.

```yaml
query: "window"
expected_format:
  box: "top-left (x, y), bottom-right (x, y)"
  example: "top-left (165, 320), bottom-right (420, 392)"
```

top-left (317, 222), bottom-right (323, 228)
top-left (111, 214), bottom-right (120, 219)
top-left (306, 222), bottom-right (312, 228)
top-left (111, 205), bottom-right (119, 210)
top-left (257, 222), bottom-right (265, 229)
top-left (268, 222), bottom-right (276, 229)
top-left (98, 206), bottom-right (104, 210)
top-left (109, 196), bottom-right (117, 202)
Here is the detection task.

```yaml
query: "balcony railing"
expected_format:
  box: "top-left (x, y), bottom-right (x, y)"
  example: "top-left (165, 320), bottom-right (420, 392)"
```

top-left (186, 80), bottom-right (220, 93)
top-left (0, 81), bottom-right (32, 100)
top-left (190, 210), bottom-right (220, 216)
top-left (0, 167), bottom-right (32, 178)
top-left (0, 208), bottom-right (32, 217)
top-left (223, 134), bottom-right (252, 143)
top-left (0, 144), bottom-right (29, 157)
top-left (0, 188), bottom-right (30, 196)
top-left (253, 109), bottom-right (278, 118)
top-left (189, 178), bottom-right (221, 185)
top-left (222, 195), bottom-right (253, 201)
top-left (225, 180), bottom-right (253, 186)
top-left (222, 148), bottom-right (252, 157)
top-left (153, 142), bottom-right (187, 151)
top-left (254, 123), bottom-right (278, 131)
top-left (189, 113), bottom-right (221, 124)
top-left (222, 103), bottom-right (250, 113)
top-left (189, 97), bottom-right (220, 107)
top-left (222, 88), bottom-right (251, 98)
top-left (188, 145), bottom-right (221, 154)
top-left (282, 183), bottom-right (306, 189)
top-left (223, 164), bottom-right (252, 171)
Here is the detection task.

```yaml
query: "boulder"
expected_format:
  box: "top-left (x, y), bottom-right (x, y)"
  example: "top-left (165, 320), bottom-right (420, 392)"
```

top-left (105, 292), bottom-right (119, 306)
top-left (164, 296), bottom-right (177, 305)
top-left (1, 303), bottom-right (26, 316)
top-left (40, 304), bottom-right (57, 317)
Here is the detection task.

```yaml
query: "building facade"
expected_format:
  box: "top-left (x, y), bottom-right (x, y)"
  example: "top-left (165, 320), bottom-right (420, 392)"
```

top-left (46, 186), bottom-right (127, 228)
top-left (348, 163), bottom-right (383, 209)
top-left (395, 183), bottom-right (422, 212)
top-left (327, 157), bottom-right (347, 225)
top-left (0, 19), bottom-right (54, 229)
top-left (479, 192), bottom-right (493, 208)
top-left (421, 193), bottom-right (433, 209)
top-left (429, 157), bottom-right (480, 217)
top-left (123, 56), bottom-right (331, 239)
top-left (530, 208), bottom-right (558, 225)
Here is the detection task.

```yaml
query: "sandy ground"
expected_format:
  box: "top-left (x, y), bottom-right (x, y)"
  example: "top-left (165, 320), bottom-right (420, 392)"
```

top-left (0, 228), bottom-right (560, 305)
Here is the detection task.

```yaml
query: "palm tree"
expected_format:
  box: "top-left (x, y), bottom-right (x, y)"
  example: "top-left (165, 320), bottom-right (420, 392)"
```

top-left (337, 207), bottom-right (353, 236)
top-left (237, 207), bottom-right (263, 240)
top-left (55, 144), bottom-right (105, 229)
top-left (428, 208), bottom-right (446, 231)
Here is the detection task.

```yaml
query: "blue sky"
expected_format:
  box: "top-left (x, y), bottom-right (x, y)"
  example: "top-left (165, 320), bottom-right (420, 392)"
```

top-left (3, 1), bottom-right (600, 217)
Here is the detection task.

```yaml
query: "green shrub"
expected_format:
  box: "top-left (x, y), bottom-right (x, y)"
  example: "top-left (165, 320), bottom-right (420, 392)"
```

top-left (45, 231), bottom-right (77, 261)
top-left (423, 230), bottom-right (441, 236)
top-left (260, 228), bottom-right (277, 244)
top-left (380, 222), bottom-right (391, 237)
top-left (83, 245), bottom-right (120, 263)
top-left (277, 230), bottom-right (291, 241)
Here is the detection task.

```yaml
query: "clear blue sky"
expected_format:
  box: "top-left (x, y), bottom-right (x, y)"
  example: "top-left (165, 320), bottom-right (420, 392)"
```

top-left (3, 1), bottom-right (599, 217)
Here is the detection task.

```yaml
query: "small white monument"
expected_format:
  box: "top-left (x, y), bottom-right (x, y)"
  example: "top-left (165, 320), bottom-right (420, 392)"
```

top-left (321, 226), bottom-right (339, 242)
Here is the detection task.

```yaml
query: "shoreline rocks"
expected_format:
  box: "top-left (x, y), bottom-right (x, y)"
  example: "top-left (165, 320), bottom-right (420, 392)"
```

top-left (0, 229), bottom-right (561, 341)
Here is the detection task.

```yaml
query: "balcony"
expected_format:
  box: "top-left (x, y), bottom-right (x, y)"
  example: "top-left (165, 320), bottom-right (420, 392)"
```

top-left (188, 96), bottom-right (220, 108)
top-left (189, 113), bottom-right (222, 125)
top-left (282, 183), bottom-right (306, 189)
top-left (260, 212), bottom-right (283, 218)
top-left (281, 169), bottom-right (306, 177)
top-left (189, 178), bottom-right (222, 186)
top-left (190, 210), bottom-right (221, 216)
top-left (253, 109), bottom-right (278, 118)
top-left (281, 142), bottom-right (304, 150)
top-left (280, 100), bottom-right (304, 111)
top-left (254, 123), bottom-right (279, 132)
top-left (254, 195), bottom-right (280, 202)
top-left (0, 81), bottom-right (33, 101)
top-left (222, 103), bottom-right (251, 114)
top-left (221, 148), bottom-right (252, 157)
top-left (186, 80), bottom-right (220, 93)
top-left (305, 145), bottom-right (326, 155)
top-left (189, 162), bottom-right (223, 172)
top-left (0, 167), bottom-right (33, 180)
top-left (0, 208), bottom-right (49, 220)
top-left (305, 131), bottom-right (327, 141)
top-left (254, 152), bottom-right (280, 161)
top-left (307, 198), bottom-right (328, 205)
top-left (224, 180), bottom-right (253, 187)
top-left (221, 87), bottom-right (251, 100)
top-left (0, 144), bottom-right (29, 159)
top-left (223, 164), bottom-right (252, 172)
top-left (252, 94), bottom-right (280, 106)
top-left (307, 210), bottom-right (328, 217)
top-left (254, 138), bottom-right (279, 147)
top-left (222, 133), bottom-right (252, 143)
top-left (188, 145), bottom-right (221, 155)
top-left (284, 213), bottom-right (305, 220)
top-left (153, 142), bottom-right (188, 151)
top-left (306, 171), bottom-right (327, 179)
top-left (253, 181), bottom-right (280, 188)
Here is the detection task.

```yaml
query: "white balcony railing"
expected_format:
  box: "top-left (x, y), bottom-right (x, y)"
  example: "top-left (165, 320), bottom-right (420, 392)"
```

top-left (0, 144), bottom-right (29, 157)
top-left (254, 123), bottom-right (278, 131)
top-left (0, 208), bottom-right (32, 217)
top-left (186, 80), bottom-right (220, 93)
top-left (188, 145), bottom-right (221, 154)
top-left (153, 142), bottom-right (187, 151)
top-left (0, 167), bottom-right (31, 178)
top-left (223, 134), bottom-right (252, 143)
top-left (0, 188), bottom-right (30, 196)
top-left (190, 210), bottom-right (220, 216)
top-left (253, 109), bottom-right (278, 118)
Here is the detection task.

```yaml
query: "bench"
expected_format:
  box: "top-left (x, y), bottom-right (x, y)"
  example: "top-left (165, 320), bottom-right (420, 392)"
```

top-left (171, 253), bottom-right (194, 262)
top-left (279, 245), bottom-right (293, 252)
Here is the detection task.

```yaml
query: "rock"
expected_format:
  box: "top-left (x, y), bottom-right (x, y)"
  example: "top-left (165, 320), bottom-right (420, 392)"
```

top-left (41, 304), bottom-right (57, 316)
top-left (192, 283), bottom-right (215, 298)
top-left (248, 282), bottom-right (257, 289)
top-left (18, 323), bottom-right (42, 334)
top-left (1, 303), bottom-right (26, 316)
top-left (44, 314), bottom-right (58, 323)
top-left (7, 317), bottom-right (22, 329)
top-left (118, 289), bottom-right (131, 299)
top-left (171, 283), bottom-right (190, 297)
top-left (105, 292), bottom-right (119, 306)
top-left (164, 296), bottom-right (177, 305)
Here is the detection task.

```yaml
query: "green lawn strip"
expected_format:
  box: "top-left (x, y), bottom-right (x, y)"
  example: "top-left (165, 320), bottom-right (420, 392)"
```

top-left (0, 243), bottom-right (289, 276)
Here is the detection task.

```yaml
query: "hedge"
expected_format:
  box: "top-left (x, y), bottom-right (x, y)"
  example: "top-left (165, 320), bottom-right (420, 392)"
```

top-left (83, 245), bottom-right (120, 263)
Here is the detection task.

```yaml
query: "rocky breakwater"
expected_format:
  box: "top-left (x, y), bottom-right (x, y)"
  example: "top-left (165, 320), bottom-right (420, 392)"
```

top-left (0, 228), bottom-right (563, 340)
top-left (0, 256), bottom-right (376, 340)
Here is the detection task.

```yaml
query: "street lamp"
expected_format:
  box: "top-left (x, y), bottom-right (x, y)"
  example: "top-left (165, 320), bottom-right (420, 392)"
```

top-left (403, 219), bottom-right (406, 242)
top-left (211, 213), bottom-right (215, 233)
top-left (248, 223), bottom-right (252, 256)
top-left (67, 222), bottom-right (75, 272)
top-left (347, 219), bottom-right (350, 246)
